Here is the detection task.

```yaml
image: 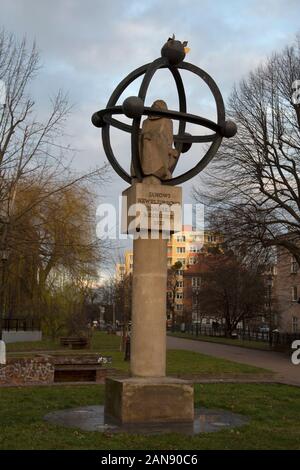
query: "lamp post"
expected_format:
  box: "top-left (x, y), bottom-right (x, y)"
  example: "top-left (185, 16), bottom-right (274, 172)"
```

top-left (0, 248), bottom-right (9, 341)
top-left (267, 274), bottom-right (273, 346)
top-left (193, 286), bottom-right (201, 336)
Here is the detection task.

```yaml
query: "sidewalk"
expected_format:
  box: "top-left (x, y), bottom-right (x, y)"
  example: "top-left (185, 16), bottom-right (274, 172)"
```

top-left (167, 335), bottom-right (300, 387)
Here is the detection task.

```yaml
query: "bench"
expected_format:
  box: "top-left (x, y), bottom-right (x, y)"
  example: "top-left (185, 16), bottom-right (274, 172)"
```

top-left (59, 337), bottom-right (89, 349)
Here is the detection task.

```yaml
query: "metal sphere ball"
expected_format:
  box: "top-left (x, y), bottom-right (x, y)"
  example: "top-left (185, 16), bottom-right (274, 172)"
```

top-left (122, 96), bottom-right (144, 119)
top-left (161, 40), bottom-right (185, 65)
top-left (181, 133), bottom-right (192, 153)
top-left (221, 120), bottom-right (237, 138)
top-left (91, 112), bottom-right (105, 128)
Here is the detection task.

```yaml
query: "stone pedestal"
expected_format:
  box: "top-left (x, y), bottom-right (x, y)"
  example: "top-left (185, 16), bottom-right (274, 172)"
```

top-left (105, 377), bottom-right (194, 423)
top-left (121, 181), bottom-right (182, 377)
top-left (131, 235), bottom-right (168, 377)
top-left (121, 181), bottom-right (182, 234)
top-left (104, 179), bottom-right (194, 424)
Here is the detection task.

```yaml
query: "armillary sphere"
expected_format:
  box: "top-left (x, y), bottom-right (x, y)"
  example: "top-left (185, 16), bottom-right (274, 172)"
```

top-left (92, 36), bottom-right (237, 186)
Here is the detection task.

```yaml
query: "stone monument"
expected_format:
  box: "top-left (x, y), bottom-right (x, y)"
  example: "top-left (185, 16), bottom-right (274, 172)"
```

top-left (92, 35), bottom-right (237, 424)
top-left (0, 340), bottom-right (6, 365)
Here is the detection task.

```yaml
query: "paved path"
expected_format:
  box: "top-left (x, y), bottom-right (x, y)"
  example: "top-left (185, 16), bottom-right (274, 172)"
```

top-left (167, 336), bottom-right (300, 387)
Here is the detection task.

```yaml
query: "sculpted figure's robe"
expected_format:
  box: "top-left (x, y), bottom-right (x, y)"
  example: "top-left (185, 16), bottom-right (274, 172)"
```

top-left (131, 100), bottom-right (179, 180)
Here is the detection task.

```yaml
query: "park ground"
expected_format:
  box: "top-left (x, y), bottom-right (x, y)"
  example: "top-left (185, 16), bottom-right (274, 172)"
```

top-left (167, 335), bottom-right (300, 386)
top-left (168, 331), bottom-right (271, 351)
top-left (1, 332), bottom-right (300, 450)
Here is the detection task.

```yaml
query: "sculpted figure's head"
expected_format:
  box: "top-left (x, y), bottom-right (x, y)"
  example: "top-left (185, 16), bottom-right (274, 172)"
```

top-left (149, 99), bottom-right (168, 120)
top-left (152, 99), bottom-right (167, 111)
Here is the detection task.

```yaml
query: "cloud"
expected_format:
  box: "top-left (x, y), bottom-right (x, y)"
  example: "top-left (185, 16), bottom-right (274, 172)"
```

top-left (1, 0), bottom-right (299, 260)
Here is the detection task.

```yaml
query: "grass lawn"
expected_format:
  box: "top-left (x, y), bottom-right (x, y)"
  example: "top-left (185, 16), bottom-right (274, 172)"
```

top-left (168, 332), bottom-right (271, 351)
top-left (0, 383), bottom-right (299, 449)
top-left (6, 331), bottom-right (270, 378)
top-left (6, 331), bottom-right (121, 353)
top-left (6, 348), bottom-right (271, 379)
top-left (165, 350), bottom-right (270, 378)
top-left (102, 348), bottom-right (271, 378)
top-left (7, 330), bottom-right (271, 355)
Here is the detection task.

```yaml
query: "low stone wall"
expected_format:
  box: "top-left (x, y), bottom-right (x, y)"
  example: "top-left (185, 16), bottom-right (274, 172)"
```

top-left (0, 354), bottom-right (114, 385)
top-left (53, 354), bottom-right (113, 383)
top-left (0, 357), bottom-right (54, 385)
top-left (53, 354), bottom-right (112, 365)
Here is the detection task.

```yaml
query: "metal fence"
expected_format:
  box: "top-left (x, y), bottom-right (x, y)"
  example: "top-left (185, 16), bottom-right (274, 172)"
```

top-left (1, 318), bottom-right (41, 331)
top-left (270, 332), bottom-right (300, 348)
top-left (170, 323), bottom-right (300, 348)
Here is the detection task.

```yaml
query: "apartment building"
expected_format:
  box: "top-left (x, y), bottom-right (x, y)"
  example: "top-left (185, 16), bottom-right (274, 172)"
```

top-left (166, 226), bottom-right (223, 319)
top-left (116, 226), bottom-right (223, 323)
top-left (115, 263), bottom-right (126, 282)
top-left (125, 251), bottom-right (133, 274)
top-left (183, 253), bottom-right (212, 324)
top-left (115, 252), bottom-right (134, 281)
top-left (275, 246), bottom-right (300, 333)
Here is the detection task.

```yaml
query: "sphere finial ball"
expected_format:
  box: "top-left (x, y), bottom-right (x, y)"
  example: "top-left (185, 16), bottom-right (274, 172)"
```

top-left (181, 133), bottom-right (192, 153)
top-left (161, 38), bottom-right (186, 65)
top-left (122, 96), bottom-right (144, 119)
top-left (91, 112), bottom-right (105, 128)
top-left (221, 120), bottom-right (237, 138)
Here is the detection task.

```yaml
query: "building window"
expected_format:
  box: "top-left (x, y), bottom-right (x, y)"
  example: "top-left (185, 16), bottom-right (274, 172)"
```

top-left (291, 256), bottom-right (298, 274)
top-left (176, 281), bottom-right (183, 287)
top-left (292, 316), bottom-right (298, 333)
top-left (176, 293), bottom-right (183, 299)
top-left (189, 245), bottom-right (201, 253)
top-left (271, 265), bottom-right (277, 275)
top-left (176, 247), bottom-right (185, 253)
top-left (192, 277), bottom-right (201, 287)
top-left (292, 286), bottom-right (298, 302)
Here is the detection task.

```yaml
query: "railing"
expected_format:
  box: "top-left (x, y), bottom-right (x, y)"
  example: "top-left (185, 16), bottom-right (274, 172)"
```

top-left (1, 318), bottom-right (41, 332)
top-left (170, 323), bottom-right (300, 347)
top-left (271, 332), bottom-right (300, 348)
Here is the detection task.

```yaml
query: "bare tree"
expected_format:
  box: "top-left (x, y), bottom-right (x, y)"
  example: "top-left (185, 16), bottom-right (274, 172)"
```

top-left (198, 254), bottom-right (266, 336)
top-left (167, 261), bottom-right (182, 327)
top-left (6, 179), bottom-right (103, 317)
top-left (194, 33), bottom-right (300, 265)
top-left (0, 29), bottom-right (109, 337)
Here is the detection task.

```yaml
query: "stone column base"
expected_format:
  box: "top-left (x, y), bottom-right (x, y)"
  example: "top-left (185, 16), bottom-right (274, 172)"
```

top-left (105, 377), bottom-right (194, 424)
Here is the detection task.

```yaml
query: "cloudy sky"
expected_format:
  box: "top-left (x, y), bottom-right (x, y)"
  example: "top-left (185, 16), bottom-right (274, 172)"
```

top-left (1, 0), bottom-right (300, 269)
